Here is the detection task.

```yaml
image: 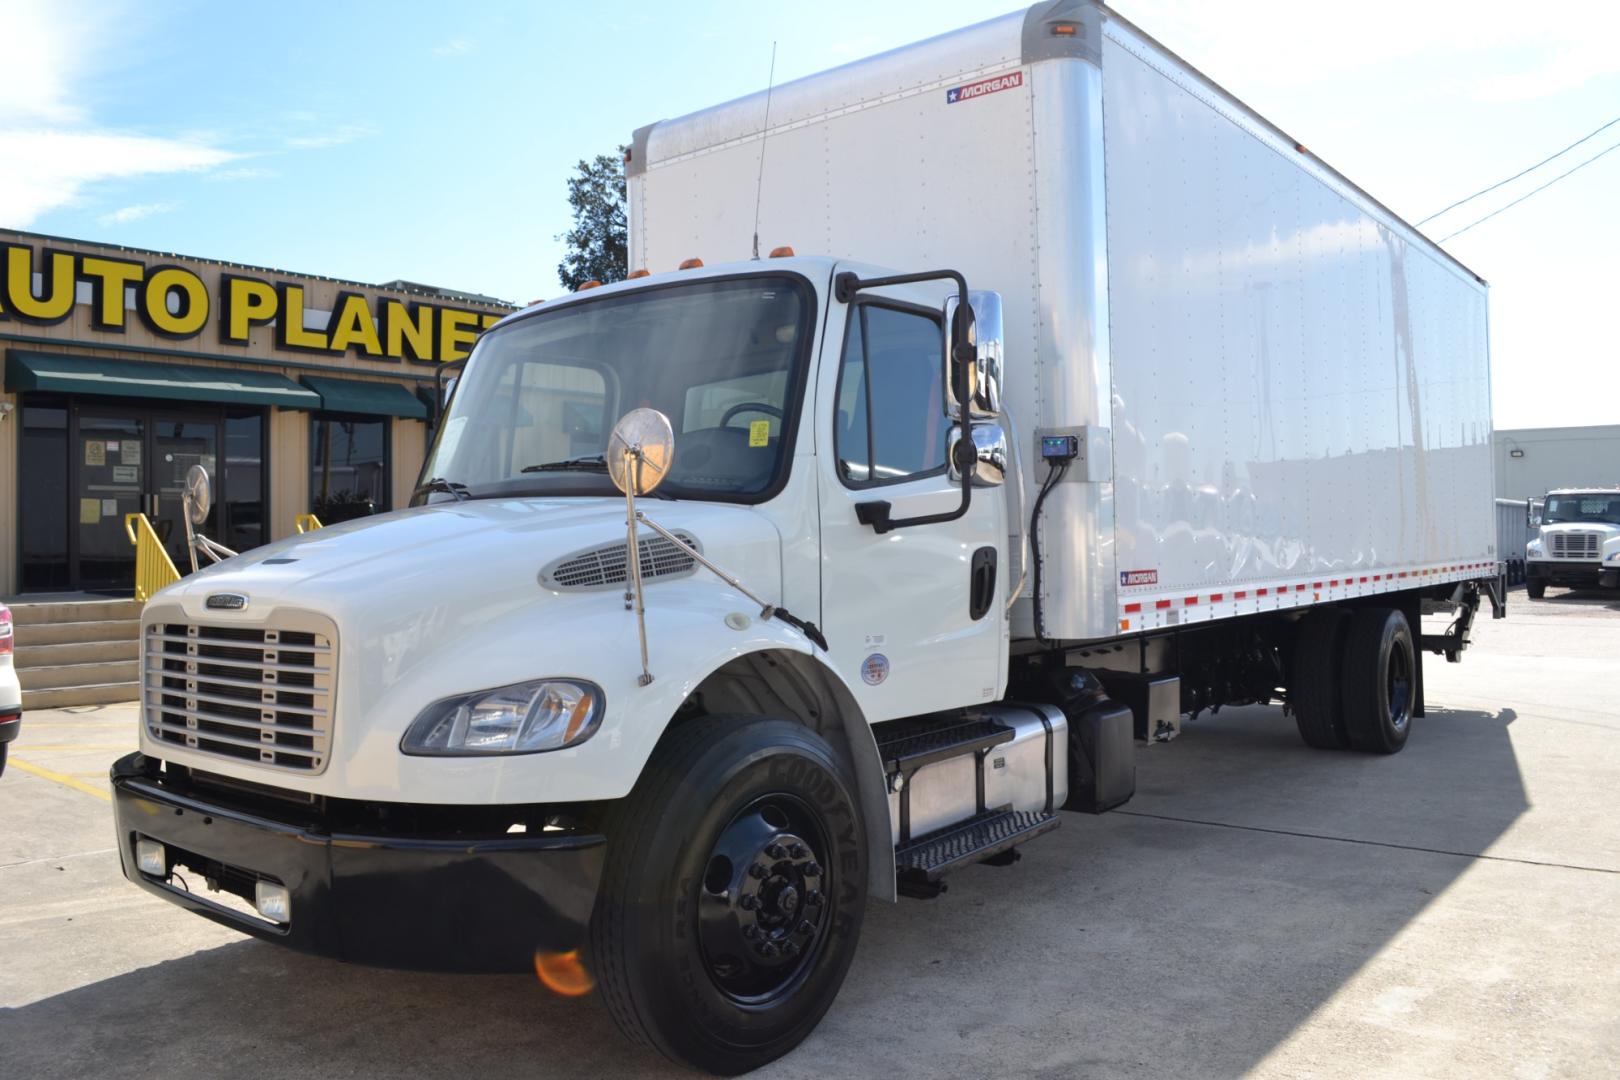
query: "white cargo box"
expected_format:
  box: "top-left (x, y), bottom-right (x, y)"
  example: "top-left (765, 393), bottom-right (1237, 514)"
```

top-left (629, 0), bottom-right (1495, 642)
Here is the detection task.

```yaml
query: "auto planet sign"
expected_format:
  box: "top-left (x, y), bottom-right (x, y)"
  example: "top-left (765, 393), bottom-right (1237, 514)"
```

top-left (945, 70), bottom-right (1023, 104)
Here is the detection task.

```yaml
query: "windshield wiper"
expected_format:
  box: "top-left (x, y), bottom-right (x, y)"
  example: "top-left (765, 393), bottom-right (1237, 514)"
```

top-left (414, 477), bottom-right (471, 502)
top-left (521, 454), bottom-right (607, 473)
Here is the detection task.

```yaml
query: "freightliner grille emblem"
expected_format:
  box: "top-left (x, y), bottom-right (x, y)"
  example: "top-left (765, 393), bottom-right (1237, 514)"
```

top-left (205, 593), bottom-right (249, 611)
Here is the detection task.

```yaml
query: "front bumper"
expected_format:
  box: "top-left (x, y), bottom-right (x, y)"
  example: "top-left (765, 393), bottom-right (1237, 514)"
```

top-left (1527, 560), bottom-right (1602, 587)
top-left (111, 753), bottom-right (605, 972)
top-left (0, 708), bottom-right (19, 744)
top-left (1601, 567), bottom-right (1619, 589)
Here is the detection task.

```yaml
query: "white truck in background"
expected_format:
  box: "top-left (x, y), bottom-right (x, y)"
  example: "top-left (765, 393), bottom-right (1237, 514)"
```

top-left (1525, 488), bottom-right (1620, 596)
top-left (112, 2), bottom-right (1503, 1073)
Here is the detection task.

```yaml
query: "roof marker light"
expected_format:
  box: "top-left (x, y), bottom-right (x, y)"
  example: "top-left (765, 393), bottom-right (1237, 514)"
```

top-left (575, 280), bottom-right (602, 291)
top-left (768, 246), bottom-right (795, 258)
top-left (678, 258), bottom-right (704, 270)
top-left (627, 269), bottom-right (650, 279)
top-left (1051, 22), bottom-right (1078, 36)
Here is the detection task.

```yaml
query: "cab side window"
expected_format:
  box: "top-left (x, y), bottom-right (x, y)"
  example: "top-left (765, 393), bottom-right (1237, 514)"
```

top-left (834, 305), bottom-right (947, 486)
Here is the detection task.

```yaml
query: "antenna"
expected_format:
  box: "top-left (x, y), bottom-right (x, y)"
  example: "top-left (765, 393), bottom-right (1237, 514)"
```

top-left (751, 41), bottom-right (778, 261)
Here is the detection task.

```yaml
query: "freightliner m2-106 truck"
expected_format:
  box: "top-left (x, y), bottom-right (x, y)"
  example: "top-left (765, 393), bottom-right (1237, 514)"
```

top-left (111, 2), bottom-right (1504, 1073)
top-left (1524, 489), bottom-right (1620, 596)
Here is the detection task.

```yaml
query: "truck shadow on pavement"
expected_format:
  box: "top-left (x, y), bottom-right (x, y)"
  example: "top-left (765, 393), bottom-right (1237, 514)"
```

top-left (3, 704), bottom-right (1525, 1079)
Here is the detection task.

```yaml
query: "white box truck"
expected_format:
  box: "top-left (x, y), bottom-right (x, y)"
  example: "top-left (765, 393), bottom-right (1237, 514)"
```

top-left (111, 2), bottom-right (1503, 1073)
top-left (1523, 488), bottom-right (1620, 595)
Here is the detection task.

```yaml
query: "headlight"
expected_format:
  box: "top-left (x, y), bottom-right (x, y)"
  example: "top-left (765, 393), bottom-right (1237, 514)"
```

top-left (1527, 540), bottom-right (1543, 557)
top-left (401, 679), bottom-right (604, 756)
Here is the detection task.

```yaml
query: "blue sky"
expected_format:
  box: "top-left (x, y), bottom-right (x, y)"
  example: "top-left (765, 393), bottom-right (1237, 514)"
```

top-left (3, 0), bottom-right (1616, 429)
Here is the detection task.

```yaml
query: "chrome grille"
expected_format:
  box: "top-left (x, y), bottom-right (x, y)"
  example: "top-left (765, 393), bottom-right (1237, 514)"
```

top-left (542, 532), bottom-right (700, 590)
top-left (144, 618), bottom-right (334, 774)
top-left (1550, 532), bottom-right (1601, 559)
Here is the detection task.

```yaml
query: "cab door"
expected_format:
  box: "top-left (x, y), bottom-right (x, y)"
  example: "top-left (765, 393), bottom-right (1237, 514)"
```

top-left (815, 275), bottom-right (1005, 722)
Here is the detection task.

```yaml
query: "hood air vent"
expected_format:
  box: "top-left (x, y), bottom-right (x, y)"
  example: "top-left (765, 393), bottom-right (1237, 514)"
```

top-left (541, 532), bottom-right (701, 591)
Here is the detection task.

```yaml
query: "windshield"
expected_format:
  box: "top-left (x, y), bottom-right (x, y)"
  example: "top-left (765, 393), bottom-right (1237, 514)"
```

top-left (1544, 494), bottom-right (1620, 525)
top-left (420, 275), bottom-right (813, 503)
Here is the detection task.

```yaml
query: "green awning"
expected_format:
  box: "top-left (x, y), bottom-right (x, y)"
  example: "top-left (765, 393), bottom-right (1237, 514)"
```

top-left (5, 350), bottom-right (321, 409)
top-left (300, 375), bottom-right (428, 420)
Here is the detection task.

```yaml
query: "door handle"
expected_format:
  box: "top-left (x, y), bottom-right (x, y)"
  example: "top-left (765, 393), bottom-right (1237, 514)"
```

top-left (969, 546), bottom-right (997, 621)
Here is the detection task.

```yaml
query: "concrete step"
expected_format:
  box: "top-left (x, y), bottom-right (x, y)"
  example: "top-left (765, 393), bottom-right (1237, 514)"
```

top-left (13, 639), bottom-right (140, 669)
top-left (17, 659), bottom-right (140, 691)
top-left (12, 619), bottom-right (140, 647)
top-left (21, 682), bottom-right (141, 710)
top-left (6, 598), bottom-right (142, 625)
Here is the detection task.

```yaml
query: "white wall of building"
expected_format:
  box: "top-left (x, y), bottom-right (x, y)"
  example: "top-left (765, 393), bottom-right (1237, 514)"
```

top-left (1494, 425), bottom-right (1620, 500)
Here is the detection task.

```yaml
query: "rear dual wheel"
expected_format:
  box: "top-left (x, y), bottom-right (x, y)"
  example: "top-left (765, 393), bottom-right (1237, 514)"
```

top-left (590, 715), bottom-right (867, 1075)
top-left (1293, 606), bottom-right (1414, 755)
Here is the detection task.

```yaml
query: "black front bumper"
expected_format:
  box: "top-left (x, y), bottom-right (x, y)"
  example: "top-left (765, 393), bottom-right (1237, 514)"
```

top-left (1528, 561), bottom-right (1602, 587)
top-left (1601, 567), bottom-right (1619, 589)
top-left (111, 753), bottom-right (605, 972)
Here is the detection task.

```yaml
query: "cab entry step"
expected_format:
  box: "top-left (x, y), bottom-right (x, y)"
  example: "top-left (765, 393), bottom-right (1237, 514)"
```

top-left (874, 715), bottom-right (1015, 774)
top-left (895, 808), bottom-right (1059, 887)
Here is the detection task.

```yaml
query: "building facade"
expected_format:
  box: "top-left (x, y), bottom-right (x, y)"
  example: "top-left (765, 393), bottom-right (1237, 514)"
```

top-left (0, 229), bottom-right (512, 596)
top-left (1493, 424), bottom-right (1620, 502)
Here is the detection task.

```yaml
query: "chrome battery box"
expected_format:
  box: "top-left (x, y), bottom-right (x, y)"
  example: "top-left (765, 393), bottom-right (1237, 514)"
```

top-left (881, 704), bottom-right (1068, 846)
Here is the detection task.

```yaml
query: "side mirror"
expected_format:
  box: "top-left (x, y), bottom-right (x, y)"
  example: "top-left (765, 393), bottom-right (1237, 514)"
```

top-left (1528, 499), bottom-right (1543, 528)
top-left (949, 422), bottom-right (1008, 487)
top-left (607, 408), bottom-right (675, 495)
top-left (184, 464), bottom-right (212, 525)
top-left (944, 290), bottom-right (1004, 418)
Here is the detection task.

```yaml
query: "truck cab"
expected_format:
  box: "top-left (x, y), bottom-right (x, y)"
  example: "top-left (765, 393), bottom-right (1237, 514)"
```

top-left (1525, 489), bottom-right (1620, 597)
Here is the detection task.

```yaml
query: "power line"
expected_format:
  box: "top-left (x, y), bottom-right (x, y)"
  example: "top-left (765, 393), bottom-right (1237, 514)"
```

top-left (1438, 139), bottom-right (1620, 243)
top-left (1418, 113), bottom-right (1620, 225)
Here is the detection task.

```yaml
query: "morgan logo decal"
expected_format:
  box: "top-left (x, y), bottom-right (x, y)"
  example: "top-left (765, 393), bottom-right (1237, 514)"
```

top-left (1120, 569), bottom-right (1158, 587)
top-left (860, 653), bottom-right (890, 686)
top-left (945, 70), bottom-right (1023, 105)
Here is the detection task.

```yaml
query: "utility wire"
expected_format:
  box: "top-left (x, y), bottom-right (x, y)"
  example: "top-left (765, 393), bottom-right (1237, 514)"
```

top-left (1437, 139), bottom-right (1620, 243)
top-left (1418, 114), bottom-right (1620, 225)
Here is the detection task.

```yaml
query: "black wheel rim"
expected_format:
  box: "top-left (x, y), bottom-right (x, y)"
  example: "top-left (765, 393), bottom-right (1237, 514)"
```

top-left (1388, 638), bottom-right (1412, 732)
top-left (696, 793), bottom-right (831, 1007)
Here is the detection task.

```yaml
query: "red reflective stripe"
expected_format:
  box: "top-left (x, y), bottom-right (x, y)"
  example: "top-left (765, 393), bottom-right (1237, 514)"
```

top-left (1234, 590), bottom-right (1247, 599)
top-left (1210, 593), bottom-right (1224, 602)
top-left (1295, 584), bottom-right (1307, 592)
top-left (1257, 588), bottom-right (1268, 596)
top-left (1360, 576), bottom-right (1368, 583)
top-left (1124, 603), bottom-right (1142, 613)
top-left (1184, 597), bottom-right (1198, 606)
top-left (1155, 600), bottom-right (1172, 610)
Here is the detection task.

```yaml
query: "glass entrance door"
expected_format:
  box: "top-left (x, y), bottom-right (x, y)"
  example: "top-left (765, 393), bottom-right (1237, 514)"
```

top-left (75, 413), bottom-right (146, 592)
top-left (72, 407), bottom-right (222, 592)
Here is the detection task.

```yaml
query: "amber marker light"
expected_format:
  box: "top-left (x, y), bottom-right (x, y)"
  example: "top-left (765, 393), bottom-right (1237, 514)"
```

top-left (768, 246), bottom-right (795, 258)
top-left (534, 949), bottom-right (594, 997)
top-left (575, 280), bottom-right (602, 291)
top-left (1051, 21), bottom-right (1078, 35)
top-left (678, 257), bottom-right (705, 270)
top-left (627, 268), bottom-right (651, 278)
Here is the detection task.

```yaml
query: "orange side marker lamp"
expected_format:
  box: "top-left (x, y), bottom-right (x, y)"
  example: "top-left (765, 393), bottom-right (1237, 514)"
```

top-left (534, 949), bottom-right (594, 997)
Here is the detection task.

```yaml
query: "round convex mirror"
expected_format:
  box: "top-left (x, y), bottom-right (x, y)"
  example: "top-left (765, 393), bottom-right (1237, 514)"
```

top-left (606, 408), bottom-right (675, 495)
top-left (184, 464), bottom-right (212, 525)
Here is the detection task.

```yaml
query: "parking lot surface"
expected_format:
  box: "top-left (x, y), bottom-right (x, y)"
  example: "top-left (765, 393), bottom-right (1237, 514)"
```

top-left (3, 589), bottom-right (1618, 1079)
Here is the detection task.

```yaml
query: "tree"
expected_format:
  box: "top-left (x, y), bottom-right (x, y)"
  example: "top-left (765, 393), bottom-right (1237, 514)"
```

top-left (556, 145), bottom-right (628, 290)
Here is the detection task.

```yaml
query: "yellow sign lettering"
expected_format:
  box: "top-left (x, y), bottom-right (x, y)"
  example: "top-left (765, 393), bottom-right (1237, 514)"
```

top-left (384, 300), bottom-right (435, 363)
top-left (78, 256), bottom-right (144, 329)
top-left (141, 266), bottom-right (210, 338)
top-left (4, 245), bottom-right (75, 324)
top-left (221, 274), bottom-right (279, 343)
top-left (277, 285), bottom-right (331, 351)
top-left (327, 292), bottom-right (384, 357)
top-left (438, 309), bottom-right (480, 361)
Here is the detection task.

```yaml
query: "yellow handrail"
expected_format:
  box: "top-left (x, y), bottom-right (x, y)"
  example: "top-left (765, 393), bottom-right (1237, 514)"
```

top-left (295, 513), bottom-right (324, 534)
top-left (124, 513), bottom-right (182, 601)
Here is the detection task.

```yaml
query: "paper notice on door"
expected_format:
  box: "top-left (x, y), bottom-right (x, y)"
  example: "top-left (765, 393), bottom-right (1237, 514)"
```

top-left (102, 498), bottom-right (119, 517)
top-left (106, 440), bottom-right (120, 452)
top-left (112, 465), bottom-right (138, 483)
top-left (121, 441), bottom-right (141, 465)
top-left (748, 420), bottom-right (770, 447)
top-left (85, 440), bottom-right (106, 467)
top-left (79, 498), bottom-right (101, 524)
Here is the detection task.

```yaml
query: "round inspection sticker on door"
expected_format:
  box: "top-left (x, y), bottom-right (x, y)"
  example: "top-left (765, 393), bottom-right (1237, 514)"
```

top-left (860, 653), bottom-right (890, 686)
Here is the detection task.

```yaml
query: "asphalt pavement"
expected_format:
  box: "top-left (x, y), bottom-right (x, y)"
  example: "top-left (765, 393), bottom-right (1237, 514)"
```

top-left (2, 587), bottom-right (1617, 1078)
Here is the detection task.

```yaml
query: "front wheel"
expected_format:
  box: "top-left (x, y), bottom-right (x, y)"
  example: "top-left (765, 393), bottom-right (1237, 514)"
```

top-left (1526, 578), bottom-right (1546, 599)
top-left (590, 715), bottom-right (867, 1075)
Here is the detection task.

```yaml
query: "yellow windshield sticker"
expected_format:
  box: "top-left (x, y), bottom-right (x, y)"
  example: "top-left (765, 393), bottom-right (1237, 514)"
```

top-left (748, 420), bottom-right (771, 447)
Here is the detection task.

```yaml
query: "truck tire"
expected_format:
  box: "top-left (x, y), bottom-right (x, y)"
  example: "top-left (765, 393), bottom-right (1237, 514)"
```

top-left (1526, 578), bottom-right (1546, 599)
top-left (1340, 608), bottom-right (1416, 754)
top-left (1292, 609), bottom-right (1350, 749)
top-left (590, 714), bottom-right (867, 1075)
